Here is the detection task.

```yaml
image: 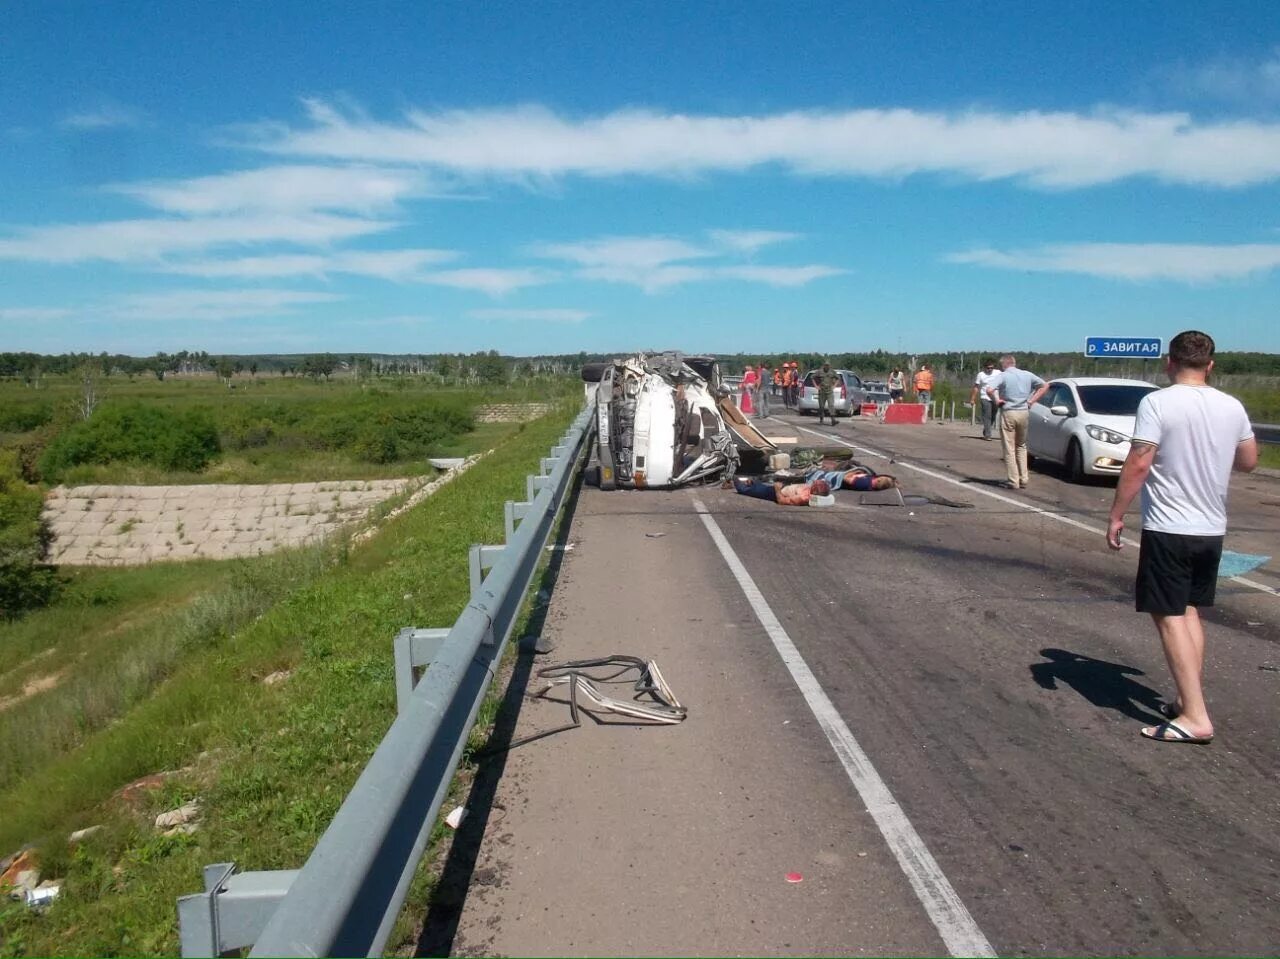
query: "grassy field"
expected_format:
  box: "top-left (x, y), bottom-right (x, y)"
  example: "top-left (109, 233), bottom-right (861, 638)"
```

top-left (0, 373), bottom-right (578, 486)
top-left (0, 405), bottom-right (576, 956)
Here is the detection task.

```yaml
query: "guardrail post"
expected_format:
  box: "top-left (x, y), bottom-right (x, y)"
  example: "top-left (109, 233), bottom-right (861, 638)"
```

top-left (526, 474), bottom-right (551, 502)
top-left (504, 500), bottom-right (533, 541)
top-left (468, 544), bottom-right (507, 595)
top-left (393, 627), bottom-right (452, 714)
top-left (178, 863), bottom-right (299, 958)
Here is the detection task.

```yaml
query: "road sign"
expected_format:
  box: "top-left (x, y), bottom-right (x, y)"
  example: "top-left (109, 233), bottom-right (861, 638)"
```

top-left (1085, 336), bottom-right (1162, 359)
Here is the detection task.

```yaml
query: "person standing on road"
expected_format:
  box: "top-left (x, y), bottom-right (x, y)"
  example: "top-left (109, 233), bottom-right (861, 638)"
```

top-left (740, 365), bottom-right (757, 416)
top-left (913, 363), bottom-right (934, 407)
top-left (1106, 330), bottom-right (1257, 745)
top-left (970, 358), bottom-right (1001, 441)
top-left (815, 362), bottom-right (837, 426)
top-left (788, 362), bottom-right (802, 408)
top-left (985, 354), bottom-right (1050, 489)
top-left (772, 366), bottom-right (782, 398)
top-left (755, 362), bottom-right (771, 418)
top-left (888, 368), bottom-right (905, 402)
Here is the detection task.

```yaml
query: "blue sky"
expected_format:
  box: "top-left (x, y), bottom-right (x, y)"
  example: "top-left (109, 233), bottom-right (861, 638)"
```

top-left (2, 1), bottom-right (1279, 356)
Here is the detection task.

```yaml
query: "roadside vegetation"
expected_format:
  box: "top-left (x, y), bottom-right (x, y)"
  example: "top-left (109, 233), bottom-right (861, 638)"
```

top-left (0, 402), bottom-right (576, 956)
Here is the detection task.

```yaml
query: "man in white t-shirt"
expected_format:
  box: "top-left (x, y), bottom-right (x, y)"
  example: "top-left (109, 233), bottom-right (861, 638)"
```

top-left (969, 357), bottom-right (1001, 441)
top-left (1106, 330), bottom-right (1257, 745)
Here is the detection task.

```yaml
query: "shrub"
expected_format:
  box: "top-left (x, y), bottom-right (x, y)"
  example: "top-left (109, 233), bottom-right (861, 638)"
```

top-left (39, 403), bottom-right (221, 480)
top-left (0, 401), bottom-right (53, 432)
top-left (0, 450), bottom-right (58, 617)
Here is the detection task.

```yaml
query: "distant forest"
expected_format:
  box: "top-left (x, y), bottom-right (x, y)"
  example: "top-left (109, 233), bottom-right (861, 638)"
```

top-left (1, 346), bottom-right (1277, 383)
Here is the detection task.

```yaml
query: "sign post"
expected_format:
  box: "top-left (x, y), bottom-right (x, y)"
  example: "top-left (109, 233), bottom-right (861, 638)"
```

top-left (1084, 336), bottom-right (1162, 360)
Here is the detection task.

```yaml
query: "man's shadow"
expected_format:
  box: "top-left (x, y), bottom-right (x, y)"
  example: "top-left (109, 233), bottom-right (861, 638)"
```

top-left (1030, 648), bottom-right (1166, 723)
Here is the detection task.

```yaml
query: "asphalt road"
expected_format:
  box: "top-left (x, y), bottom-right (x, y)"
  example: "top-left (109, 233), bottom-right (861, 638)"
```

top-left (436, 408), bottom-right (1280, 957)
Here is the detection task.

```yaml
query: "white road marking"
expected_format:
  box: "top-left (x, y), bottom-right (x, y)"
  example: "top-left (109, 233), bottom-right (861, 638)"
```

top-left (692, 497), bottom-right (996, 958)
top-left (786, 420), bottom-right (1279, 598)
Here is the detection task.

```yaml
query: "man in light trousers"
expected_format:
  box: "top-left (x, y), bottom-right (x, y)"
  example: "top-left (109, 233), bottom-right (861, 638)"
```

top-left (985, 354), bottom-right (1049, 489)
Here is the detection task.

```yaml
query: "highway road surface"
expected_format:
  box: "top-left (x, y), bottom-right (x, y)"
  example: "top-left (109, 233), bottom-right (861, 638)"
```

top-left (422, 408), bottom-right (1280, 957)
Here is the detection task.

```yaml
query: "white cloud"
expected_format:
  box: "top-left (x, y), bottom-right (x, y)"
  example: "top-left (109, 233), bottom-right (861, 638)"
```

top-left (535, 236), bottom-right (711, 269)
top-left (417, 268), bottom-right (554, 296)
top-left (157, 248), bottom-right (458, 280)
top-left (111, 165), bottom-right (428, 215)
top-left (1158, 48), bottom-right (1280, 105)
top-left (946, 242), bottom-right (1280, 283)
top-left (0, 213), bottom-right (393, 263)
top-left (244, 99), bottom-right (1280, 189)
top-left (111, 288), bottom-right (343, 321)
top-left (61, 102), bottom-right (145, 131)
top-left (531, 232), bottom-right (842, 291)
top-left (716, 264), bottom-right (847, 286)
top-left (0, 307), bottom-right (74, 322)
top-left (468, 308), bottom-right (591, 323)
top-left (707, 229), bottom-right (799, 254)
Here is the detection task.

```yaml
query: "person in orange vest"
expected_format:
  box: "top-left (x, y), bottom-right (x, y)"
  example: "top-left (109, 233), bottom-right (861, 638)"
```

top-left (781, 363), bottom-right (795, 408)
top-left (913, 363), bottom-right (935, 407)
top-left (772, 366), bottom-right (782, 398)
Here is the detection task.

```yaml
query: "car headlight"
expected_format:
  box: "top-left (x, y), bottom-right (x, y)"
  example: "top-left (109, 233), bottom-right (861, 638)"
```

top-left (1086, 425), bottom-right (1128, 445)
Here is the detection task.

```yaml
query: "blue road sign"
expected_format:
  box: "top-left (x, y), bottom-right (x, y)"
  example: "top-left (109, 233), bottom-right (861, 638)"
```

top-left (1085, 336), bottom-right (1162, 359)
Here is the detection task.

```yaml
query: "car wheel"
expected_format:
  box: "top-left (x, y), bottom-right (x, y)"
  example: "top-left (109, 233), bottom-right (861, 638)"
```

top-left (1067, 439), bottom-right (1085, 483)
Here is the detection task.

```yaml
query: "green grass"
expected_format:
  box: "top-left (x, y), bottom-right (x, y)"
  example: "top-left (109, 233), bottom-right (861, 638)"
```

top-left (1258, 444), bottom-right (1280, 471)
top-left (0, 404), bottom-right (576, 957)
top-left (0, 373), bottom-right (578, 486)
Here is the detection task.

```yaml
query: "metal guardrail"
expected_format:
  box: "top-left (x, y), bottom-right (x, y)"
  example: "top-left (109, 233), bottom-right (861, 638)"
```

top-left (177, 405), bottom-right (595, 957)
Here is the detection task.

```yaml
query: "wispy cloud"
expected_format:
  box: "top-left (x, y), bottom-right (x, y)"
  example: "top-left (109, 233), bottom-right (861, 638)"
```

top-left (0, 214), bottom-right (393, 264)
top-left (417, 268), bottom-right (554, 296)
top-left (61, 101), bottom-right (146, 131)
top-left (243, 98), bottom-right (1280, 189)
top-left (1155, 47), bottom-right (1280, 106)
top-left (111, 165), bottom-right (429, 215)
top-left (947, 242), bottom-right (1280, 283)
top-left (531, 232), bottom-right (841, 291)
top-left (0, 307), bottom-right (74, 322)
top-left (157, 248), bottom-right (458, 280)
top-left (111, 288), bottom-right (343, 321)
top-left (468, 308), bottom-right (591, 323)
top-left (707, 229), bottom-right (799, 255)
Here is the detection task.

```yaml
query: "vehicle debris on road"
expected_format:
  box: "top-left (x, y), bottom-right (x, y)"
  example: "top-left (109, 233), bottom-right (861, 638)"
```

top-left (584, 351), bottom-right (778, 490)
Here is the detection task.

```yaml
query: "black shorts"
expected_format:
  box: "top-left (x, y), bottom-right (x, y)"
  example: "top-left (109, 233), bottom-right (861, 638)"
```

top-left (1135, 529), bottom-right (1224, 616)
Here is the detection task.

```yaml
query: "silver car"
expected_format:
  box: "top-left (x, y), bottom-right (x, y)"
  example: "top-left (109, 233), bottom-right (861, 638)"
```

top-left (797, 369), bottom-right (869, 417)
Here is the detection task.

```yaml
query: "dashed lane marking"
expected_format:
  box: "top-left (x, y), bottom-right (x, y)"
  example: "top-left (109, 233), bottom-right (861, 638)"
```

top-left (692, 496), bottom-right (997, 958)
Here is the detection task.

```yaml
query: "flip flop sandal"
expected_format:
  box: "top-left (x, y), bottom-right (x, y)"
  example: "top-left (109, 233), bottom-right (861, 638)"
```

top-left (1141, 720), bottom-right (1212, 745)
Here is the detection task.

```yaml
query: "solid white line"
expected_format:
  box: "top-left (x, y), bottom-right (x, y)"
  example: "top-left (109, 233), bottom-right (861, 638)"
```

top-left (692, 497), bottom-right (996, 958)
top-left (786, 420), bottom-right (1279, 598)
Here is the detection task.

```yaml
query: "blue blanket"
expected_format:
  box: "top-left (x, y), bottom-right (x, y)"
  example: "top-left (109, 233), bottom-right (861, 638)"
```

top-left (1218, 550), bottom-right (1271, 578)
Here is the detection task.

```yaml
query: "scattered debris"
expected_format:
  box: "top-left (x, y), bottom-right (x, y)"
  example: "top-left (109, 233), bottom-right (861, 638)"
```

top-left (25, 880), bottom-right (61, 908)
top-left (2, 849), bottom-right (38, 899)
top-left (537, 656), bottom-right (685, 726)
top-left (114, 769), bottom-right (190, 808)
top-left (545, 543), bottom-right (576, 552)
top-left (68, 825), bottom-right (102, 844)
top-left (155, 800), bottom-right (201, 831)
top-left (785, 872), bottom-right (804, 883)
top-left (1247, 621), bottom-right (1263, 627)
top-left (261, 669), bottom-right (292, 686)
top-left (445, 806), bottom-right (468, 830)
top-left (1260, 664), bottom-right (1279, 673)
top-left (645, 531), bottom-right (667, 538)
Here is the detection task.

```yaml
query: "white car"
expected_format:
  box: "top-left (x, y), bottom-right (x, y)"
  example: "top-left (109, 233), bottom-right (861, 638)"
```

top-left (1027, 377), bottom-right (1158, 482)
